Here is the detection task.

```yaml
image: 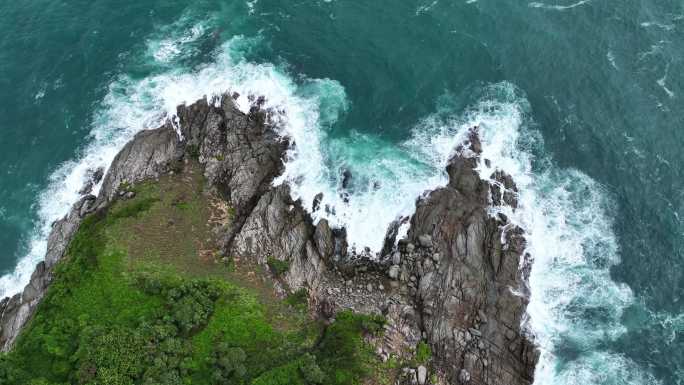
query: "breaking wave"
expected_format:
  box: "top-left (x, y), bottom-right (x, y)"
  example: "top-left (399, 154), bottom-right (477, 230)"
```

top-left (0, 20), bottom-right (662, 385)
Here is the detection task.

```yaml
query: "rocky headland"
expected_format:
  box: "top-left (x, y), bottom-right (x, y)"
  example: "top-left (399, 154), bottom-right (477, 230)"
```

top-left (0, 94), bottom-right (538, 384)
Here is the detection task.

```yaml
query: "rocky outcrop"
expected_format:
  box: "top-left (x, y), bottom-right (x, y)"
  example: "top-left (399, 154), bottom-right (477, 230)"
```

top-left (0, 196), bottom-right (95, 351)
top-left (177, 95), bottom-right (286, 212)
top-left (404, 131), bottom-right (537, 384)
top-left (0, 95), bottom-right (538, 384)
top-left (0, 123), bottom-right (183, 351)
top-left (98, 123), bottom-right (183, 203)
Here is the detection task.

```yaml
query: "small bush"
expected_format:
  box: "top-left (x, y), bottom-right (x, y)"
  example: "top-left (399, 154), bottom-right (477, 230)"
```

top-left (173, 201), bottom-right (190, 210)
top-left (415, 341), bottom-right (432, 364)
top-left (299, 354), bottom-right (325, 384)
top-left (227, 206), bottom-right (236, 219)
top-left (186, 144), bottom-right (200, 159)
top-left (285, 288), bottom-right (308, 310)
top-left (211, 344), bottom-right (247, 383)
top-left (109, 197), bottom-right (158, 220)
top-left (267, 257), bottom-right (290, 277)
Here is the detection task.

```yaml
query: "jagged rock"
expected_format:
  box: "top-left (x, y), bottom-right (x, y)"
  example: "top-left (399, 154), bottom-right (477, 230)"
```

top-left (506, 329), bottom-right (517, 340)
top-left (490, 169), bottom-right (519, 208)
top-left (312, 192), bottom-right (323, 212)
top-left (389, 265), bottom-right (400, 280)
top-left (0, 99), bottom-right (538, 385)
top-left (78, 180), bottom-right (94, 195)
top-left (46, 195), bottom-right (94, 268)
top-left (459, 369), bottom-right (471, 384)
top-left (78, 167), bottom-right (106, 196)
top-left (319, 298), bottom-right (335, 319)
top-left (381, 216), bottom-right (408, 257)
top-left (99, 123), bottom-right (182, 203)
top-left (341, 169), bottom-right (352, 189)
top-left (418, 234), bottom-right (433, 248)
top-left (314, 219), bottom-right (334, 260)
top-left (178, 96), bottom-right (287, 216)
top-left (392, 251), bottom-right (402, 265)
top-left (92, 166), bottom-right (105, 184)
top-left (406, 127), bottom-right (538, 385)
top-left (478, 309), bottom-right (488, 323)
top-left (231, 185), bottom-right (324, 290)
top-left (417, 365), bottom-right (427, 385)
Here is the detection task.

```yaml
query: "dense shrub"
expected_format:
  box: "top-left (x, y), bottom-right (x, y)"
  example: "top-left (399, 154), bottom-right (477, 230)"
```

top-left (285, 288), bottom-right (308, 310)
top-left (210, 343), bottom-right (247, 383)
top-left (415, 341), bottom-right (432, 364)
top-left (267, 257), bottom-right (289, 277)
top-left (299, 353), bottom-right (325, 384)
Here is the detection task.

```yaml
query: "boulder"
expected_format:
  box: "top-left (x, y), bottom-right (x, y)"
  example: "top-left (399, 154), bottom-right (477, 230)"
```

top-left (417, 365), bottom-right (427, 385)
top-left (418, 234), bottom-right (433, 248)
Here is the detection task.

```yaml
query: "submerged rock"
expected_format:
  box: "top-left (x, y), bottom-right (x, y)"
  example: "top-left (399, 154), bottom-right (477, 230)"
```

top-left (341, 169), bottom-right (352, 189)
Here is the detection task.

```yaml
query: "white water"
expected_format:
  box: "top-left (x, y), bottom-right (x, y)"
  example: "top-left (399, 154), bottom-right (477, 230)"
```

top-left (0, 23), bottom-right (662, 385)
top-left (0, 31), bottom-right (352, 297)
top-left (440, 83), bottom-right (660, 385)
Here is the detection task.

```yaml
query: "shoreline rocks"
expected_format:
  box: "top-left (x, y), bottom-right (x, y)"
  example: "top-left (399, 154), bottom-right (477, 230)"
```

top-left (0, 95), bottom-right (538, 385)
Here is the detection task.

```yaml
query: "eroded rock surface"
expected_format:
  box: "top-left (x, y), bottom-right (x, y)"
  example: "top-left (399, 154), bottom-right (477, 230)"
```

top-left (0, 96), bottom-right (538, 385)
top-left (98, 123), bottom-right (182, 203)
top-left (405, 131), bottom-right (537, 384)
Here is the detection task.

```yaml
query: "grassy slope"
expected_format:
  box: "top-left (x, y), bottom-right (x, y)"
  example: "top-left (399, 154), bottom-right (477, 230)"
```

top-left (0, 162), bottom-right (392, 385)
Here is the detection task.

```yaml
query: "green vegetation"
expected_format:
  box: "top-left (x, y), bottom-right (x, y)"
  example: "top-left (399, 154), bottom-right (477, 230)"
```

top-left (315, 311), bottom-right (386, 385)
top-left (284, 288), bottom-right (309, 310)
top-left (186, 144), bottom-right (200, 159)
top-left (0, 165), bottom-right (388, 385)
top-left (267, 257), bottom-right (290, 277)
top-left (415, 341), bottom-right (432, 365)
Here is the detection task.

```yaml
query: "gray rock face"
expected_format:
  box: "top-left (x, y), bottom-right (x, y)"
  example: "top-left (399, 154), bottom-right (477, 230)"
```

top-left (417, 365), bottom-right (427, 385)
top-left (406, 128), bottom-right (538, 385)
top-left (177, 96), bottom-right (287, 214)
top-left (99, 123), bottom-right (182, 203)
top-left (231, 185), bottom-right (324, 289)
top-left (0, 97), bottom-right (538, 385)
top-left (176, 96), bottom-right (288, 255)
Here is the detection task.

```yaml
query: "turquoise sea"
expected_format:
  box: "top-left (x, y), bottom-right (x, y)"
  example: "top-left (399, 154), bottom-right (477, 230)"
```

top-left (0, 1), bottom-right (682, 383)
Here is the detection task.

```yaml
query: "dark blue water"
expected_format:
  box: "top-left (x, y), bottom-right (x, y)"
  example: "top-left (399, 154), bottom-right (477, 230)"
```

top-left (0, 1), bottom-right (681, 383)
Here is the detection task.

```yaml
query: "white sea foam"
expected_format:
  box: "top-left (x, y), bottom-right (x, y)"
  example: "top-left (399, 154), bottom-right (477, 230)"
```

top-left (0, 24), bottom-right (665, 385)
top-left (0, 33), bottom-right (351, 297)
top-left (146, 20), bottom-right (208, 64)
top-left (423, 82), bottom-right (660, 385)
top-left (528, 0), bottom-right (591, 11)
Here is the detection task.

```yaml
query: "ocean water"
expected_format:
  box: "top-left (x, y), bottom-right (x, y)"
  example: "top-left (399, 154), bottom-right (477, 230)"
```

top-left (0, 0), bottom-right (682, 384)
